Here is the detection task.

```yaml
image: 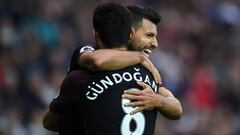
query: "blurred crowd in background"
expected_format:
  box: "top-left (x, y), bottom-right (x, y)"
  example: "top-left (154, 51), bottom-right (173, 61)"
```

top-left (0, 0), bottom-right (240, 135)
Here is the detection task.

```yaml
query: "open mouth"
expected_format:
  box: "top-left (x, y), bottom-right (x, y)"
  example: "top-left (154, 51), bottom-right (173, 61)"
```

top-left (142, 49), bottom-right (152, 57)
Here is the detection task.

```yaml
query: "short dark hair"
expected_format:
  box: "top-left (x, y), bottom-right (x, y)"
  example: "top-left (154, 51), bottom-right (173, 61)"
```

top-left (127, 5), bottom-right (161, 29)
top-left (93, 3), bottom-right (132, 48)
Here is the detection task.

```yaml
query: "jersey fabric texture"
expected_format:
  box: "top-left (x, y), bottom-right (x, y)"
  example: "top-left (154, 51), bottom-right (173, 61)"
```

top-left (68, 45), bottom-right (95, 73)
top-left (50, 64), bottom-right (159, 135)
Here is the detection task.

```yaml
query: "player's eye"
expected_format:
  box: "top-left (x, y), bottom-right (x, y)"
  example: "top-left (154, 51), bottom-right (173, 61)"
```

top-left (146, 33), bottom-right (155, 38)
top-left (146, 33), bottom-right (152, 38)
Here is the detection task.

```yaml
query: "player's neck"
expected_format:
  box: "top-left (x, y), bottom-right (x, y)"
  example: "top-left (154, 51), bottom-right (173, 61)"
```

top-left (101, 44), bottom-right (128, 51)
top-left (112, 46), bottom-right (128, 51)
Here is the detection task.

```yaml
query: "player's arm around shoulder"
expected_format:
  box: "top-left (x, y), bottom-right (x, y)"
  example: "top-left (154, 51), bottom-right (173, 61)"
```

top-left (79, 49), bottom-right (145, 71)
top-left (79, 48), bottom-right (161, 83)
top-left (157, 87), bottom-right (183, 120)
top-left (42, 109), bottom-right (60, 132)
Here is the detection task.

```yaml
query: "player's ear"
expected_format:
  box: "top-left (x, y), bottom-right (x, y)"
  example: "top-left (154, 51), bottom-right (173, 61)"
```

top-left (129, 27), bottom-right (135, 41)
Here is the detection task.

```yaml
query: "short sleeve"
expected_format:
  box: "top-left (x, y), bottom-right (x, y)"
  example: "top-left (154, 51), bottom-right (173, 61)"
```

top-left (68, 45), bottom-right (95, 73)
top-left (79, 46), bottom-right (95, 54)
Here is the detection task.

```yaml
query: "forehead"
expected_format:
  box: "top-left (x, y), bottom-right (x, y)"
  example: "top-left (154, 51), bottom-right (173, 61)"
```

top-left (138, 18), bottom-right (157, 34)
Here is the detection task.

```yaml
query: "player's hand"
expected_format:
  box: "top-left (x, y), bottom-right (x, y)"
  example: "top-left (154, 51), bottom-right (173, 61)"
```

top-left (140, 55), bottom-right (161, 84)
top-left (122, 82), bottom-right (161, 115)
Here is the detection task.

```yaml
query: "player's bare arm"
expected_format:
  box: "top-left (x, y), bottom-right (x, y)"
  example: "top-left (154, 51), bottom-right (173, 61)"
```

top-left (43, 109), bottom-right (60, 132)
top-left (79, 49), bottom-right (161, 84)
top-left (156, 87), bottom-right (183, 119)
top-left (122, 81), bottom-right (183, 120)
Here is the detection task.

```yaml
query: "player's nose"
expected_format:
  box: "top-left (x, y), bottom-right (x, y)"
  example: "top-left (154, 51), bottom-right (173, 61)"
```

top-left (151, 38), bottom-right (158, 49)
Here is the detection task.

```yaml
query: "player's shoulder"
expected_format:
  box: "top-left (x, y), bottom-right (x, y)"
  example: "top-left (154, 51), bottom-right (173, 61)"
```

top-left (68, 44), bottom-right (96, 73)
top-left (126, 64), bottom-right (147, 71)
top-left (127, 64), bottom-right (153, 76)
top-left (72, 44), bottom-right (95, 55)
top-left (67, 69), bottom-right (90, 79)
top-left (79, 45), bottom-right (95, 54)
top-left (72, 44), bottom-right (95, 57)
top-left (109, 64), bottom-right (148, 75)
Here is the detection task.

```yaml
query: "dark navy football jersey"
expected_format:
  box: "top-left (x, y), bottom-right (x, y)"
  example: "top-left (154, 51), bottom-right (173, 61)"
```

top-left (50, 64), bottom-right (159, 135)
top-left (68, 45), bottom-right (95, 73)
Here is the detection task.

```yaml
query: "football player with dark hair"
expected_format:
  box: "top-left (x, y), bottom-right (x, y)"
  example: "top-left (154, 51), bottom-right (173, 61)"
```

top-left (44, 3), bottom-right (160, 135)
top-left (43, 3), bottom-right (182, 135)
top-left (70, 5), bottom-right (182, 118)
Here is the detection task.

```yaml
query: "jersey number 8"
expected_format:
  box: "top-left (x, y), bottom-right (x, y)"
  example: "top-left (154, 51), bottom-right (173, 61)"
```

top-left (121, 97), bottom-right (145, 135)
